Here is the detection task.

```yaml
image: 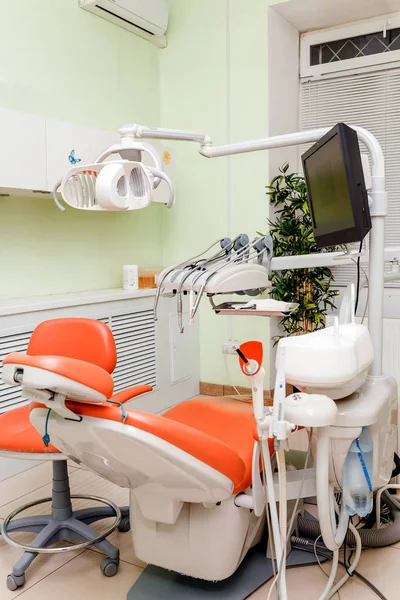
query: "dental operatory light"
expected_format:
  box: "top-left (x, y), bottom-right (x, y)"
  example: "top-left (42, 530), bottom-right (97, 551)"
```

top-left (52, 128), bottom-right (173, 212)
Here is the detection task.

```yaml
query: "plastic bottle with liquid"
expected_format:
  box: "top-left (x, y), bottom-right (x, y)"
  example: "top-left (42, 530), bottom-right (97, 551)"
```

top-left (342, 426), bottom-right (374, 518)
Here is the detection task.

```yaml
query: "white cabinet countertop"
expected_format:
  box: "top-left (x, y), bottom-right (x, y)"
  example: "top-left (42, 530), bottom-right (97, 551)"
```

top-left (0, 288), bottom-right (156, 317)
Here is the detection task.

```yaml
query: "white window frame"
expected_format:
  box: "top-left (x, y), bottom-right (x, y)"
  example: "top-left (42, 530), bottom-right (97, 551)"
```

top-left (300, 13), bottom-right (400, 78)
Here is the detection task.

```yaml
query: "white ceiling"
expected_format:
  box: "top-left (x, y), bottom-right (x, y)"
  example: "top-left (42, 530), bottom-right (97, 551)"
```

top-left (274, 0), bottom-right (400, 32)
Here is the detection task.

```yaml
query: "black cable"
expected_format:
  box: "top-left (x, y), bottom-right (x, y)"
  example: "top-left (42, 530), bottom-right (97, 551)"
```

top-left (355, 240), bottom-right (363, 315)
top-left (291, 541), bottom-right (388, 600)
top-left (343, 518), bottom-right (355, 577)
top-left (391, 452), bottom-right (400, 479)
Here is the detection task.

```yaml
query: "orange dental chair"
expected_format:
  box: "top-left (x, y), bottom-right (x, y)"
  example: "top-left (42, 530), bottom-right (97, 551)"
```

top-left (0, 319), bottom-right (151, 590)
top-left (2, 318), bottom-right (268, 587)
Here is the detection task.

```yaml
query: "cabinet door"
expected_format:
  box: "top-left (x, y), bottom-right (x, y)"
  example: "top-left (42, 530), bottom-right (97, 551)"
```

top-left (0, 108), bottom-right (47, 193)
top-left (46, 119), bottom-right (119, 189)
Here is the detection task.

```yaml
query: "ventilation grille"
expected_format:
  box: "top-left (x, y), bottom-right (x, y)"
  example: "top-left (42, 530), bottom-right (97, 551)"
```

top-left (0, 330), bottom-right (32, 414)
top-left (109, 310), bottom-right (157, 392)
top-left (0, 310), bottom-right (157, 414)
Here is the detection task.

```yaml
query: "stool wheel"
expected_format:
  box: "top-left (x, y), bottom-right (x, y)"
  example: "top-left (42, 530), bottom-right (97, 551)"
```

top-left (7, 573), bottom-right (25, 591)
top-left (117, 517), bottom-right (130, 533)
top-left (101, 557), bottom-right (119, 577)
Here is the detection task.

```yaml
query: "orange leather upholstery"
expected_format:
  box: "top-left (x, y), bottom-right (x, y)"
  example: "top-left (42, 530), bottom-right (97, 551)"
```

top-left (4, 353), bottom-right (114, 399)
top-left (27, 318), bottom-right (117, 373)
top-left (31, 396), bottom-right (274, 494)
top-left (164, 397), bottom-right (274, 492)
top-left (111, 385), bottom-right (152, 404)
top-left (0, 406), bottom-right (59, 454)
top-left (0, 386), bottom-right (153, 456)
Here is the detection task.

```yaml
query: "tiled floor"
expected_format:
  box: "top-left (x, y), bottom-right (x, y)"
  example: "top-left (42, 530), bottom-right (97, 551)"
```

top-left (0, 462), bottom-right (398, 599)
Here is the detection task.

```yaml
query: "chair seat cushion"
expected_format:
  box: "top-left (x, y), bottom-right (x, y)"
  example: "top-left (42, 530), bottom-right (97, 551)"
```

top-left (31, 396), bottom-right (273, 494)
top-left (0, 406), bottom-right (59, 454)
top-left (164, 397), bottom-right (269, 493)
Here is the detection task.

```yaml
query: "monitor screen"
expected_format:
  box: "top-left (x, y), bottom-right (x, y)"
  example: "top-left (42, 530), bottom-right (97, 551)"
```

top-left (302, 123), bottom-right (371, 248)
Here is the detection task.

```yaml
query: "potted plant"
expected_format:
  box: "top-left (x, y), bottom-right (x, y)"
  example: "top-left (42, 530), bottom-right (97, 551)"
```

top-left (265, 163), bottom-right (338, 342)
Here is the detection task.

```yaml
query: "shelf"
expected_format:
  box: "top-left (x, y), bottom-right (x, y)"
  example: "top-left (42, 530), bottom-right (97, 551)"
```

top-left (211, 301), bottom-right (299, 317)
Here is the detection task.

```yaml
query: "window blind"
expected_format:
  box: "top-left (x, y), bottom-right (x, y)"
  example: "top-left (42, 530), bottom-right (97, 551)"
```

top-left (300, 68), bottom-right (400, 286)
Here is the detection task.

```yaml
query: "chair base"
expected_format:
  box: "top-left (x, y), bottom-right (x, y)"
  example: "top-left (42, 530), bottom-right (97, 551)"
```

top-left (1, 460), bottom-right (130, 590)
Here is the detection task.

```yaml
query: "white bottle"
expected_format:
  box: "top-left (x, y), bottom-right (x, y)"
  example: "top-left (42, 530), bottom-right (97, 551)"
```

top-left (342, 427), bottom-right (374, 518)
top-left (123, 265), bottom-right (139, 291)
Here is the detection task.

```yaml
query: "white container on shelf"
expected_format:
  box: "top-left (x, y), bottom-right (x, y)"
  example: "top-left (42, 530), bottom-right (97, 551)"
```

top-left (123, 265), bottom-right (139, 291)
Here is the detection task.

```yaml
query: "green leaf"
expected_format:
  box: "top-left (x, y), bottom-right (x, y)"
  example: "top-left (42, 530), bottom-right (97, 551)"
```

top-left (264, 162), bottom-right (339, 338)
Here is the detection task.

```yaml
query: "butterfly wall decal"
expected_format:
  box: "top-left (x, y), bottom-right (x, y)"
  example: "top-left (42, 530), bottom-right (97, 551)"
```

top-left (68, 150), bottom-right (82, 165)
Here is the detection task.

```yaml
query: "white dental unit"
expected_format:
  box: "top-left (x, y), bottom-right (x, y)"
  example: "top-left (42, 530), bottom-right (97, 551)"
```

top-left (2, 119), bottom-right (398, 600)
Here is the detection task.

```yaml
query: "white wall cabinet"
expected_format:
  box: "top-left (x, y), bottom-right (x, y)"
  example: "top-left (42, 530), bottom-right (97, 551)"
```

top-left (45, 119), bottom-right (119, 190)
top-left (0, 107), bottom-right (47, 194)
top-left (0, 107), bottom-right (175, 205)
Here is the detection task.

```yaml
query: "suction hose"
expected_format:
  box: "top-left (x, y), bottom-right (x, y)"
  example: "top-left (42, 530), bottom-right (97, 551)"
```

top-left (298, 491), bottom-right (400, 548)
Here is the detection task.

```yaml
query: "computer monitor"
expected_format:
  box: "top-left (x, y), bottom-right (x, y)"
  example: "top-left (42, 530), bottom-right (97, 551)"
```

top-left (302, 123), bottom-right (371, 249)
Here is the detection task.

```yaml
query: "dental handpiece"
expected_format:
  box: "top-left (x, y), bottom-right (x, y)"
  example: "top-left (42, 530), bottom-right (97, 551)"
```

top-left (153, 238), bottom-right (230, 321)
top-left (188, 238), bottom-right (253, 321)
top-left (253, 235), bottom-right (273, 268)
top-left (170, 239), bottom-right (233, 285)
top-left (189, 238), bottom-right (269, 321)
top-left (176, 238), bottom-right (233, 333)
top-left (177, 235), bottom-right (249, 332)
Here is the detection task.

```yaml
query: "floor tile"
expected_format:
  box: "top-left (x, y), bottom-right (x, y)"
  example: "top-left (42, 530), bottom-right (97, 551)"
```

top-left (340, 546), bottom-right (400, 599)
top-left (0, 463), bottom-right (54, 510)
top-left (16, 549), bottom-right (142, 600)
top-left (88, 527), bottom-right (146, 569)
top-left (0, 468), bottom-right (127, 519)
top-left (0, 517), bottom-right (86, 599)
top-left (0, 468), bottom-right (143, 568)
top-left (248, 546), bottom-right (397, 599)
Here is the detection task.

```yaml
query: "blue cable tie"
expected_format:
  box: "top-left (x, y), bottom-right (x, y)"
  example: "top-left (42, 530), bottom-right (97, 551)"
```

top-left (42, 409), bottom-right (52, 447)
top-left (355, 438), bottom-right (373, 493)
top-left (107, 400), bottom-right (127, 423)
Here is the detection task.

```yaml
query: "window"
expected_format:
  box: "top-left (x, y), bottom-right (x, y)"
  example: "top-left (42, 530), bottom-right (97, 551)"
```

top-left (310, 27), bottom-right (400, 66)
top-left (301, 16), bottom-right (400, 78)
top-left (300, 16), bottom-right (400, 287)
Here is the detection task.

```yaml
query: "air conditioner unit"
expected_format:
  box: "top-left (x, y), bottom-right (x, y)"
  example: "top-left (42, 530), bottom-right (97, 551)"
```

top-left (79, 0), bottom-right (169, 47)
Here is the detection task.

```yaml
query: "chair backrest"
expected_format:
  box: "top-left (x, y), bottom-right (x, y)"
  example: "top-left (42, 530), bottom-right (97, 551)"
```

top-left (27, 318), bottom-right (117, 374)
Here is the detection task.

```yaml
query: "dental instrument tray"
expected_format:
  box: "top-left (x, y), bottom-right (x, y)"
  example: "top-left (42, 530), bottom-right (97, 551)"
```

top-left (211, 300), bottom-right (299, 317)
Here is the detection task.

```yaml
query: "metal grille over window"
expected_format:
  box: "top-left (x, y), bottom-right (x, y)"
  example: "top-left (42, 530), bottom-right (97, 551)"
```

top-left (310, 27), bottom-right (400, 65)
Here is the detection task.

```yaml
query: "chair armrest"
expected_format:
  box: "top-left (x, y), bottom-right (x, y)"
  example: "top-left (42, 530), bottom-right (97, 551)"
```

top-left (110, 385), bottom-right (152, 405)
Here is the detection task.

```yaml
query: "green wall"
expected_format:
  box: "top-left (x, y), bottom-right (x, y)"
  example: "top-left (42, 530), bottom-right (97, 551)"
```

top-left (0, 0), bottom-right (162, 298)
top-left (160, 0), bottom-right (283, 386)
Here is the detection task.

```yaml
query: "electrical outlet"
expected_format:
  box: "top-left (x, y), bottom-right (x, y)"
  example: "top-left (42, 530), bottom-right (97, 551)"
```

top-left (222, 341), bottom-right (240, 355)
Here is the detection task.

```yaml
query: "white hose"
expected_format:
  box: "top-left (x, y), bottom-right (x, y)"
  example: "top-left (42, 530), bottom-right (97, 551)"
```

top-left (327, 521), bottom-right (362, 598)
top-left (261, 440), bottom-right (287, 599)
top-left (277, 445), bottom-right (287, 593)
top-left (318, 550), bottom-right (339, 600)
top-left (316, 428), bottom-right (349, 551)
